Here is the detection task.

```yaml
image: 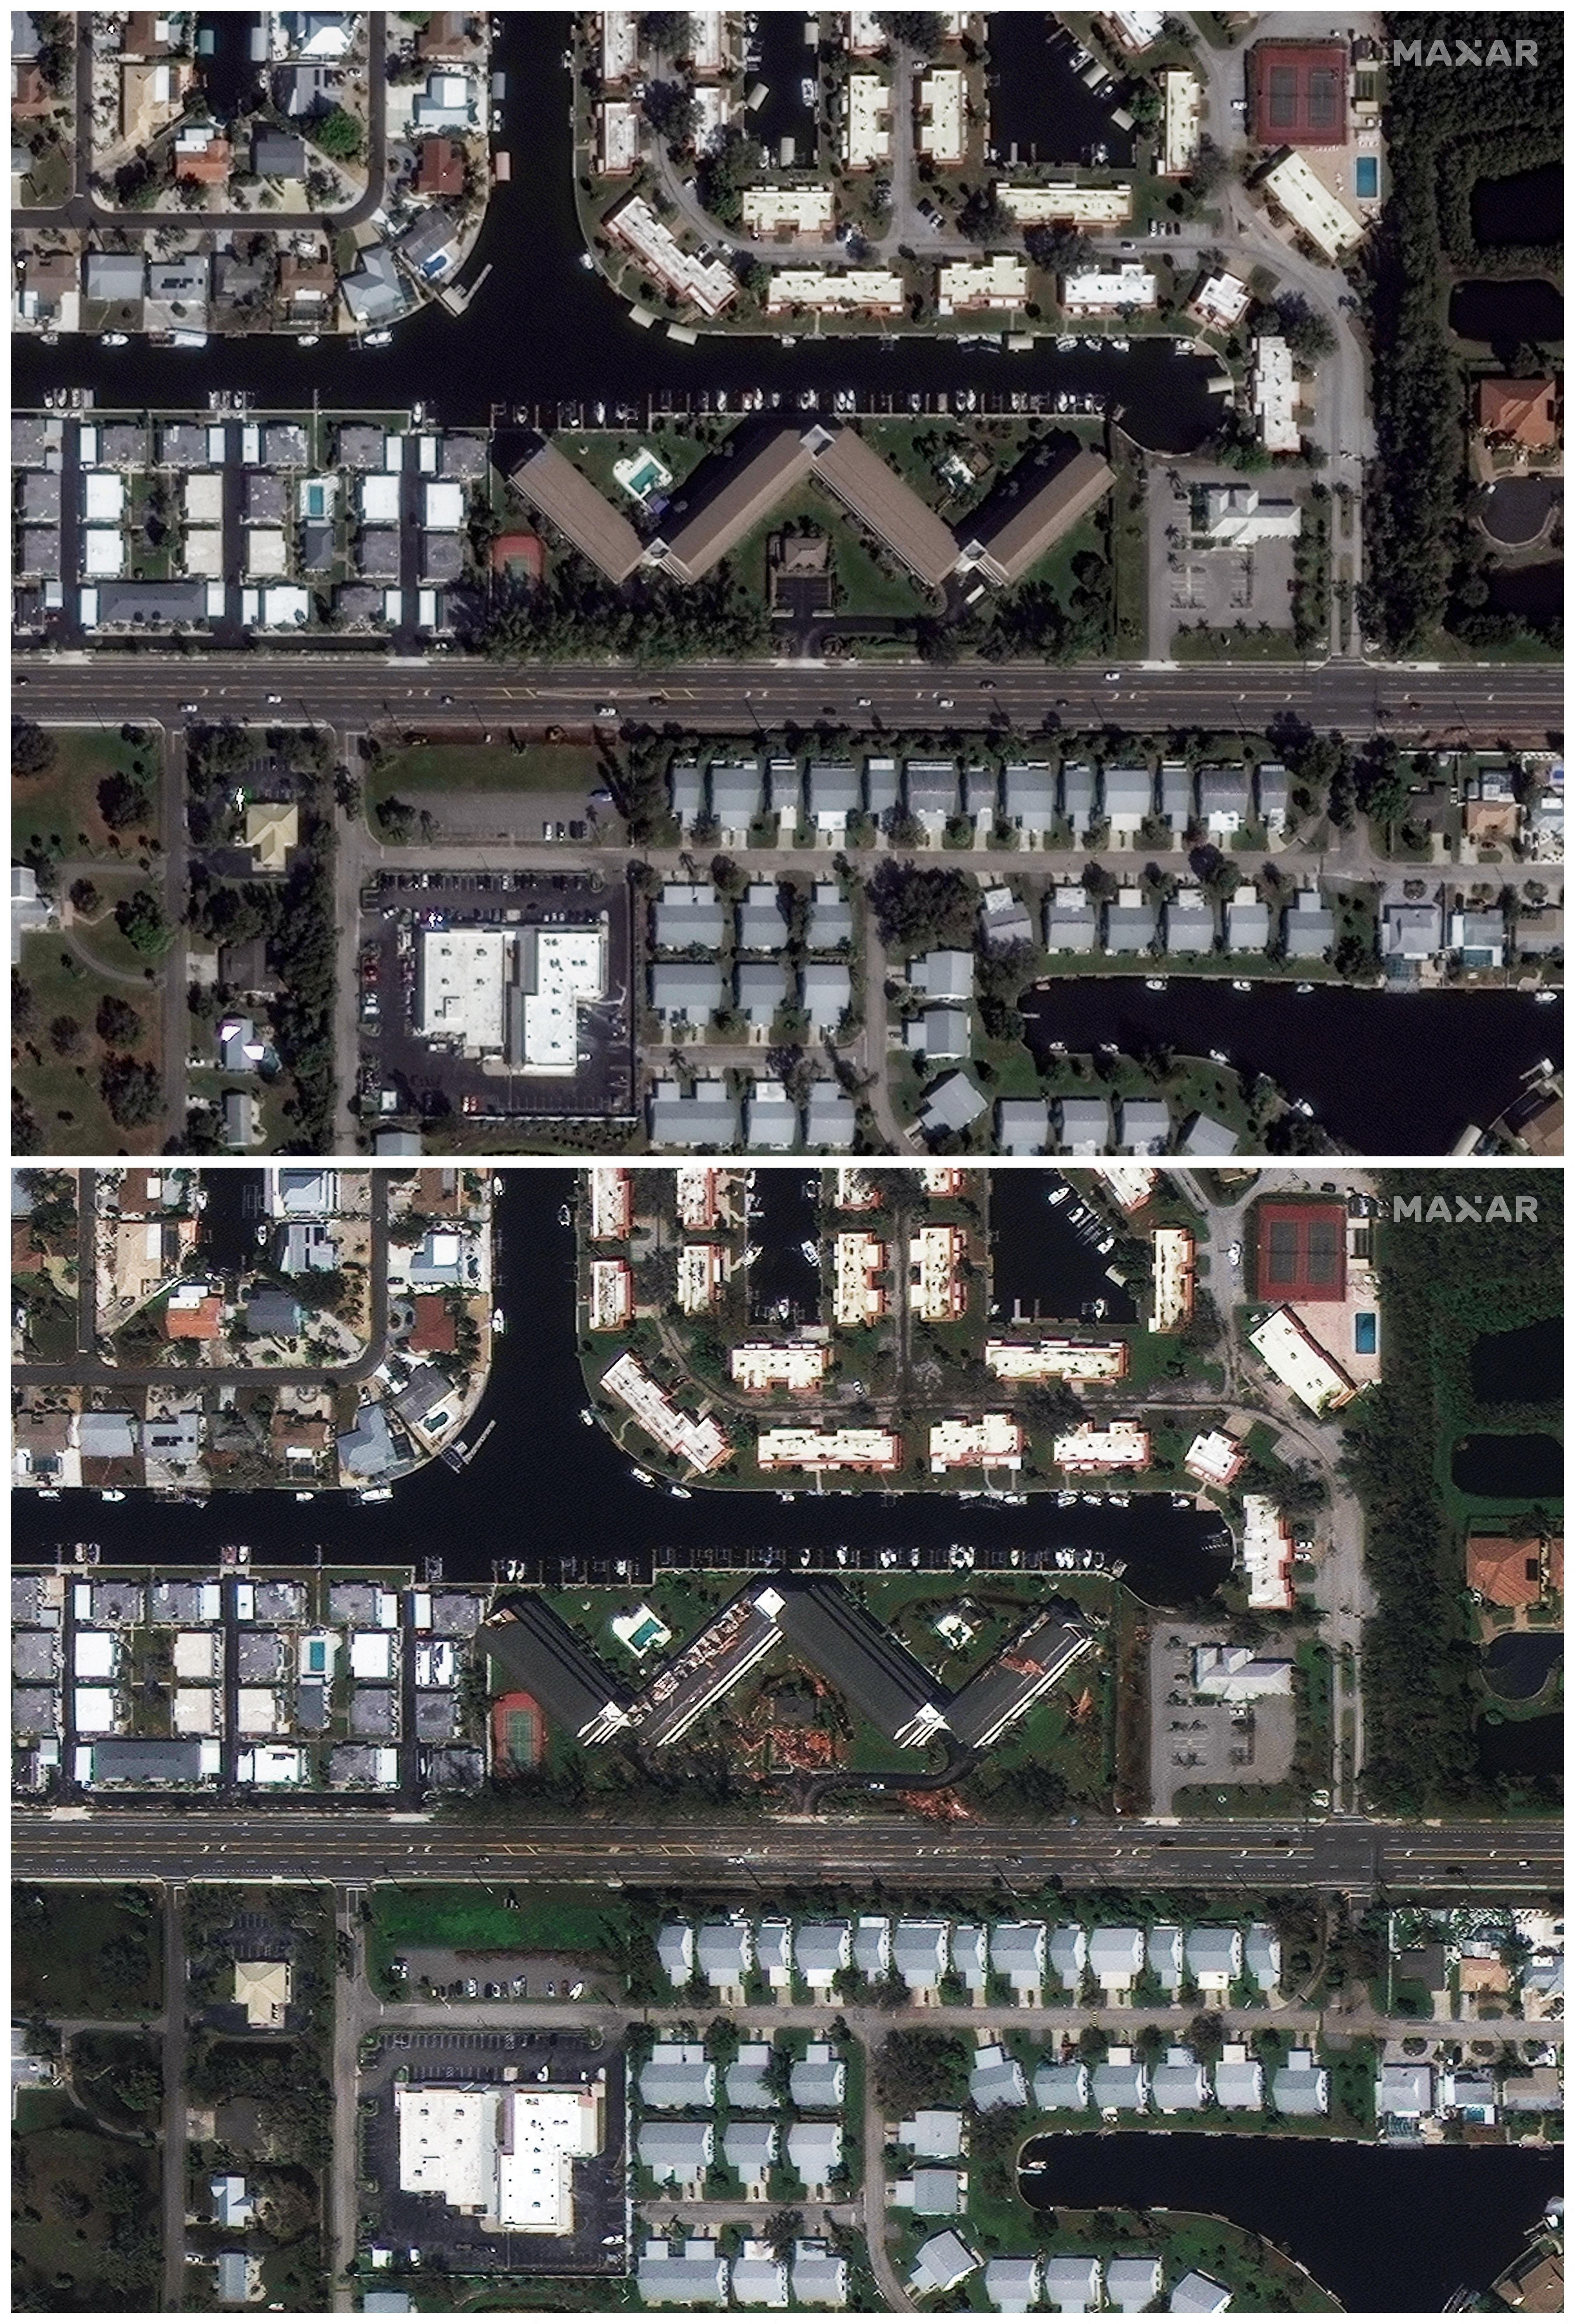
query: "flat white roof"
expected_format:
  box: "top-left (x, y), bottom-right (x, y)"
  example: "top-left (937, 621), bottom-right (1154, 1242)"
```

top-left (419, 929), bottom-right (508, 1053)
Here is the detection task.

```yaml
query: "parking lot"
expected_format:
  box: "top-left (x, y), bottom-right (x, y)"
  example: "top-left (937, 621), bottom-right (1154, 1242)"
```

top-left (358, 870), bottom-right (635, 1126)
top-left (1148, 1620), bottom-right (1297, 1817)
top-left (358, 2023), bottom-right (627, 2275)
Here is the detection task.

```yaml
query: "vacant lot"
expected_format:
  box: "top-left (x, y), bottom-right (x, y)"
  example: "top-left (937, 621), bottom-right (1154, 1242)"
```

top-left (12, 1884), bottom-right (164, 2019)
top-left (366, 741), bottom-right (603, 818)
top-left (12, 726), bottom-right (162, 865)
top-left (13, 935), bottom-right (165, 1156)
top-left (12, 2087), bottom-right (162, 2312)
top-left (367, 1884), bottom-right (631, 1987)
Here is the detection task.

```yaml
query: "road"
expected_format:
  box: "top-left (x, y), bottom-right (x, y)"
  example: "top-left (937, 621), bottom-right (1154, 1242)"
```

top-left (14, 1809), bottom-right (1560, 1899)
top-left (15, 653), bottom-right (1560, 744)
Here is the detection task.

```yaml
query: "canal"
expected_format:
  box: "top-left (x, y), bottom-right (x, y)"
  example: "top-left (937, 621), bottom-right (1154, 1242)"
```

top-left (1018, 2130), bottom-right (1562, 2312)
top-left (10, 13), bottom-right (1220, 450)
top-left (1020, 982), bottom-right (1561, 1155)
top-left (15, 1172), bottom-right (1230, 1604)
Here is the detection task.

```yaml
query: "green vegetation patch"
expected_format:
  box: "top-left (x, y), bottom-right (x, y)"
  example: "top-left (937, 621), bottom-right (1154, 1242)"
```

top-left (368, 1884), bottom-right (631, 1981)
top-left (366, 742), bottom-right (604, 821)
top-left (12, 2091), bottom-right (162, 2311)
top-left (12, 1884), bottom-right (163, 2018)
top-left (12, 724), bottom-right (162, 865)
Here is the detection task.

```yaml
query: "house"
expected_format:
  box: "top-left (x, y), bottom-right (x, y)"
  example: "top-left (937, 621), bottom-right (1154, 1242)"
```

top-left (1062, 761), bottom-right (1095, 837)
top-left (910, 2232), bottom-right (979, 2297)
top-left (970, 2042), bottom-right (1027, 2110)
top-left (1046, 885), bottom-right (1099, 952)
top-left (649, 1077), bottom-right (738, 1149)
top-left (1088, 1928), bottom-right (1145, 1997)
top-left (654, 881), bottom-right (725, 951)
top-left (651, 961), bottom-right (722, 1027)
top-left (794, 1922), bottom-right (850, 1988)
top-left (1226, 884), bottom-right (1272, 954)
top-left (905, 2166), bottom-right (965, 2216)
top-left (1106, 2256), bottom-right (1164, 2311)
top-left (893, 1919), bottom-right (950, 1994)
top-left (1272, 2048), bottom-right (1328, 2115)
top-left (1034, 2059), bottom-right (1090, 2111)
top-left (736, 960), bottom-right (786, 1031)
top-left (990, 1921), bottom-right (1046, 1999)
top-left (1120, 1098), bottom-right (1170, 1156)
top-left (638, 2118), bottom-right (712, 2188)
top-left (726, 2042), bottom-right (775, 2111)
top-left (252, 129), bottom-right (306, 176)
top-left (1245, 1925), bottom-right (1282, 1996)
top-left (805, 1084), bottom-right (856, 1149)
top-left (637, 2237), bottom-right (728, 2305)
top-left (656, 1922), bottom-right (693, 1985)
top-left (1214, 2043), bottom-right (1265, 2111)
top-left (640, 2041), bottom-right (715, 2111)
top-left (1283, 888), bottom-right (1335, 960)
top-left (792, 2241), bottom-right (849, 2307)
top-left (1043, 2255), bottom-right (1102, 2313)
top-left (1170, 2270), bottom-right (1234, 2313)
top-left (985, 2258), bottom-right (1041, 2312)
top-left (914, 1006), bottom-right (970, 1062)
top-left (724, 2121), bottom-right (777, 2190)
top-left (786, 2118), bottom-right (841, 2191)
top-left (1005, 760), bottom-right (1055, 841)
top-left (1166, 889), bottom-right (1217, 954)
top-left (1151, 2046), bottom-right (1208, 2113)
top-left (1186, 1925), bottom-right (1243, 1991)
top-left (910, 948), bottom-right (972, 1003)
top-left (1380, 2061), bottom-right (1434, 2125)
top-left (744, 1080), bottom-right (799, 1150)
top-left (1092, 2050), bottom-right (1149, 2111)
top-left (1059, 1097), bottom-right (1111, 1155)
top-left (899, 2108), bottom-right (965, 2158)
top-left (802, 962), bottom-right (852, 1034)
top-left (695, 1920), bottom-right (752, 1994)
top-left (790, 2042), bottom-right (846, 2110)
top-left (918, 1069), bottom-right (986, 1137)
top-left (1200, 767), bottom-right (1251, 833)
top-left (998, 1099), bottom-right (1049, 1154)
top-left (754, 1918), bottom-right (792, 1987)
top-left (1104, 764), bottom-right (1153, 835)
top-left (1048, 1924), bottom-right (1087, 1993)
top-left (1449, 907), bottom-right (1508, 969)
top-left (730, 2243), bottom-right (788, 2310)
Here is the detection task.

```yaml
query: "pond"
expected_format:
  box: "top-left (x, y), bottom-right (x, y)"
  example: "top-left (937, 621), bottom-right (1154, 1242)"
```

top-left (1452, 1433), bottom-right (1565, 1499)
top-left (989, 1170), bottom-right (1140, 1326)
top-left (985, 14), bottom-right (1137, 168)
top-left (1488, 561), bottom-right (1563, 617)
top-left (1449, 278), bottom-right (1565, 345)
top-left (1481, 1632), bottom-right (1562, 1701)
top-left (1475, 1709), bottom-right (1563, 1780)
top-left (1472, 163), bottom-right (1563, 247)
top-left (1017, 2130), bottom-right (1563, 2312)
top-left (1470, 1316), bottom-right (1563, 1406)
top-left (1479, 477), bottom-right (1558, 547)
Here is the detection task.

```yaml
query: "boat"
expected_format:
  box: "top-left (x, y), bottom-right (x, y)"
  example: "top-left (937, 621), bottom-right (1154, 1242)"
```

top-left (799, 1239), bottom-right (820, 1265)
top-left (558, 1204), bottom-right (573, 1226)
top-left (100, 1489), bottom-right (125, 1502)
top-left (37, 1489), bottom-right (59, 1500)
top-left (103, 332), bottom-right (129, 347)
top-left (1144, 976), bottom-right (1165, 991)
top-left (491, 1307), bottom-right (505, 1332)
top-left (294, 1492), bottom-right (315, 1502)
top-left (1534, 988), bottom-right (1558, 1003)
top-left (1232, 979), bottom-right (1252, 992)
top-left (1295, 982), bottom-right (1314, 994)
top-left (668, 1485), bottom-right (691, 1499)
top-left (630, 1468), bottom-right (654, 1487)
top-left (167, 330), bottom-right (208, 348)
top-left (579, 1408), bottom-right (596, 1427)
top-left (362, 329), bottom-right (393, 348)
top-left (357, 1487), bottom-right (393, 1503)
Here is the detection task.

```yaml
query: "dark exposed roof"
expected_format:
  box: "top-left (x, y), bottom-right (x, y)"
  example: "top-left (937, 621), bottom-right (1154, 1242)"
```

top-left (91, 1738), bottom-right (206, 1783)
top-left (482, 1595), bottom-right (629, 1741)
top-left (947, 1613), bottom-right (1093, 1749)
top-left (656, 428), bottom-right (814, 583)
top-left (761, 1580), bottom-right (945, 1745)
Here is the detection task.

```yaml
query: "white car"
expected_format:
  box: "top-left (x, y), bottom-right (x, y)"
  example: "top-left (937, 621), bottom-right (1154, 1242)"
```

top-left (1228, 1243), bottom-right (1242, 1266)
top-left (1103, 669), bottom-right (1122, 681)
top-left (264, 692), bottom-right (283, 704)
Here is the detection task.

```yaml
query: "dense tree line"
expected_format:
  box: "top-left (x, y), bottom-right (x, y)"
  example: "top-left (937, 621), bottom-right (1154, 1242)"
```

top-left (1360, 15), bottom-right (1562, 654)
top-left (471, 555), bottom-right (769, 665)
top-left (1347, 1170), bottom-right (1562, 1814)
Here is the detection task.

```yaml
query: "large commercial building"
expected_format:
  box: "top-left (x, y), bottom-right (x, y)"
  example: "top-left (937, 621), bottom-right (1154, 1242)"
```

top-left (985, 1338), bottom-right (1128, 1383)
top-left (958, 450), bottom-right (1115, 588)
top-left (805, 425), bottom-right (960, 590)
top-left (757, 1581), bottom-right (948, 1747)
top-left (395, 2081), bottom-right (602, 2233)
top-left (1248, 1307), bottom-right (1357, 1413)
top-left (653, 429), bottom-right (815, 582)
top-left (510, 440), bottom-right (645, 581)
top-left (1260, 151), bottom-right (1364, 259)
top-left (416, 926), bottom-right (606, 1071)
top-left (601, 1351), bottom-right (730, 1473)
top-left (481, 1597), bottom-right (631, 1744)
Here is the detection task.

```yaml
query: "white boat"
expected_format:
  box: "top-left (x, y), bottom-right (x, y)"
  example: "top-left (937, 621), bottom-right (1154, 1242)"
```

top-left (668, 1485), bottom-right (691, 1499)
top-left (580, 1408), bottom-right (595, 1426)
top-left (491, 1308), bottom-right (505, 1332)
top-left (103, 332), bottom-right (129, 347)
top-left (362, 329), bottom-right (393, 347)
top-left (168, 330), bottom-right (208, 348)
top-left (1232, 979), bottom-right (1252, 992)
top-left (358, 1487), bottom-right (393, 1503)
top-left (100, 1489), bottom-right (125, 1502)
top-left (630, 1468), bottom-right (654, 1487)
top-left (295, 1492), bottom-right (314, 1502)
top-left (297, 334), bottom-right (320, 347)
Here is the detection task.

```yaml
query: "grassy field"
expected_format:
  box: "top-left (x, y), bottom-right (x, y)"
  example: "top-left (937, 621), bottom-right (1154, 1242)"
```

top-left (12, 727), bottom-right (161, 863)
top-left (12, 2088), bottom-right (162, 2312)
top-left (13, 1885), bottom-right (164, 2019)
top-left (365, 742), bottom-right (604, 819)
top-left (13, 932), bottom-right (165, 1156)
top-left (1172, 627), bottom-right (1309, 661)
top-left (366, 1885), bottom-right (632, 1985)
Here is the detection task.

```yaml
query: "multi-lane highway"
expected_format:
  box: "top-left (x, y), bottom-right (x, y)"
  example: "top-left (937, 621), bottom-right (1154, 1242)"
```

top-left (14, 650), bottom-right (1562, 744)
top-left (14, 1808), bottom-right (1560, 1899)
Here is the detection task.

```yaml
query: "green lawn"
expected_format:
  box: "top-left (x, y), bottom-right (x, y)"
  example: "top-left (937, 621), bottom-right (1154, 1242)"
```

top-left (366, 1884), bottom-right (632, 1986)
top-left (12, 727), bottom-right (162, 864)
top-left (1172, 628), bottom-right (1309, 662)
top-left (12, 1884), bottom-right (164, 2019)
top-left (13, 933), bottom-right (166, 1156)
top-left (12, 2089), bottom-right (162, 2312)
top-left (366, 742), bottom-right (604, 819)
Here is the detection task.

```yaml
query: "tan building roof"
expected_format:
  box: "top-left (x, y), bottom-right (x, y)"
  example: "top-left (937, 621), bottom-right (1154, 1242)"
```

top-left (509, 442), bottom-right (645, 583)
top-left (234, 1959), bottom-right (291, 2028)
top-left (655, 429), bottom-right (815, 582)
top-left (807, 426), bottom-right (959, 589)
top-left (963, 450), bottom-right (1115, 588)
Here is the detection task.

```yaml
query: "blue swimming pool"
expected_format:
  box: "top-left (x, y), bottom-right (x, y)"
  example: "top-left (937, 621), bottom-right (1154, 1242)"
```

top-left (1355, 156), bottom-right (1379, 199)
top-left (1354, 1311), bottom-right (1378, 1355)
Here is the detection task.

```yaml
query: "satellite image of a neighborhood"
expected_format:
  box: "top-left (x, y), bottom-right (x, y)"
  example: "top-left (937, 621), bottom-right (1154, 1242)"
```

top-left (7, 7), bottom-right (1566, 2322)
